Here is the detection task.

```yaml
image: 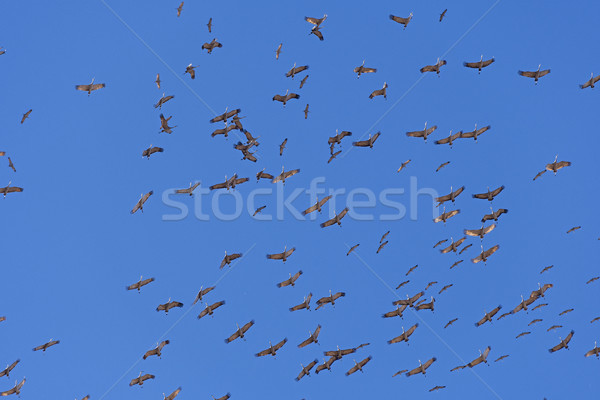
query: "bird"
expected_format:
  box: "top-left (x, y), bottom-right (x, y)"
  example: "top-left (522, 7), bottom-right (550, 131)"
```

top-left (303, 195), bottom-right (332, 215)
top-left (277, 270), bottom-right (303, 288)
top-left (369, 82), bottom-right (388, 99)
top-left (438, 284), bottom-right (453, 294)
top-left (435, 130), bottom-right (462, 147)
top-left (346, 356), bottom-right (372, 376)
top-left (272, 167), bottom-right (300, 184)
top-left (533, 170), bottom-right (547, 181)
top-left (198, 301), bottom-right (226, 319)
top-left (415, 297), bottom-right (435, 312)
top-left (164, 387), bottom-right (181, 400)
top-left (266, 246), bottom-right (296, 262)
top-left (388, 324), bottom-right (418, 345)
top-left (406, 358), bottom-right (437, 376)
top-left (380, 231), bottom-right (390, 243)
top-left (202, 38), bottom-right (222, 54)
top-left (472, 186), bottom-right (505, 201)
top-left (299, 74), bottom-right (309, 89)
top-left (0, 360), bottom-right (20, 378)
top-left (154, 94), bottom-right (174, 109)
top-left (497, 312), bottom-right (511, 321)
top-left (324, 343), bottom-right (369, 360)
top-left (256, 169), bottom-right (274, 182)
top-left (347, 244), bottom-right (360, 256)
top-left (433, 208), bottom-right (460, 224)
top-left (405, 265), bottom-right (419, 276)
top-left (420, 58), bottom-right (447, 75)
top-left (425, 281), bottom-right (438, 290)
top-left (439, 9), bottom-right (447, 21)
top-left (580, 73), bottom-right (600, 89)
top-left (435, 186), bottom-right (465, 207)
top-left (155, 73), bottom-right (161, 89)
top-left (439, 237), bottom-right (466, 254)
top-left (511, 295), bottom-right (536, 314)
top-left (159, 114), bottom-right (176, 134)
top-left (549, 330), bottom-right (575, 353)
top-left (465, 346), bottom-right (492, 368)
top-left (193, 286), bottom-right (215, 304)
top-left (352, 132), bottom-right (381, 148)
top-left (547, 325), bottom-right (563, 332)
top-left (450, 260), bottom-right (464, 269)
top-left (481, 207), bottom-right (508, 223)
top-left (275, 43), bottom-right (282, 60)
top-left (210, 175), bottom-right (249, 191)
top-left (532, 303), bottom-right (548, 311)
top-left (20, 109), bottom-right (32, 124)
top-left (272, 90), bottom-right (300, 106)
top-left (545, 155), bottom-right (571, 174)
top-left (528, 319), bottom-right (543, 326)
top-left (376, 241), bottom-right (388, 254)
top-left (255, 338), bottom-right (288, 357)
top-left (566, 226), bottom-right (581, 234)
top-left (210, 108), bottom-right (241, 124)
top-left (253, 205), bottom-right (266, 216)
top-left (475, 306), bottom-right (502, 327)
top-left (436, 161), bottom-right (450, 172)
top-left (464, 224), bottom-right (496, 239)
top-left (142, 145), bottom-right (164, 159)
top-left (296, 359), bottom-right (318, 381)
top-left (518, 64), bottom-right (551, 84)
top-left (516, 332), bottom-right (531, 339)
top-left (587, 277), bottom-right (599, 284)
top-left (495, 355), bottom-right (509, 362)
top-left (591, 317), bottom-right (600, 324)
top-left (460, 124), bottom-right (491, 142)
top-left (529, 283), bottom-right (553, 299)
top-left (304, 14), bottom-right (327, 29)
top-left (444, 318), bottom-right (458, 328)
top-left (463, 55), bottom-right (495, 73)
top-left (129, 372), bottom-right (155, 386)
top-left (406, 122), bottom-right (438, 141)
top-left (393, 291), bottom-right (424, 307)
top-left (207, 17), bottom-right (212, 32)
top-left (224, 320), bottom-right (255, 343)
top-left (126, 276), bottom-right (155, 292)
top-left (397, 159), bottom-right (411, 172)
top-left (316, 291), bottom-right (346, 310)
top-left (328, 130), bottom-right (353, 146)
top-left (304, 104), bottom-right (309, 119)
top-left (33, 339), bottom-right (60, 352)
top-left (392, 369), bottom-right (408, 377)
top-left (279, 138), bottom-right (288, 156)
top-left (328, 150), bottom-right (342, 163)
top-left (0, 378), bottom-right (25, 397)
top-left (429, 386), bottom-right (446, 392)
top-left (0, 47), bottom-right (5, 56)
top-left (289, 293), bottom-right (312, 312)
top-left (298, 325), bottom-right (322, 348)
top-left (220, 252), bottom-right (242, 269)
top-left (320, 207), bottom-right (349, 228)
top-left (559, 309), bottom-right (574, 316)
top-left (310, 26), bottom-right (324, 41)
top-left (584, 342), bottom-right (600, 358)
top-left (433, 239), bottom-right (448, 248)
top-left (459, 244), bottom-right (473, 255)
top-left (75, 78), bottom-right (106, 95)
top-left (382, 305), bottom-right (408, 319)
top-left (7, 157), bottom-right (15, 173)
top-left (353, 60), bottom-right (377, 78)
top-left (156, 299), bottom-right (183, 314)
top-left (286, 63), bottom-right (309, 79)
top-left (212, 393), bottom-right (231, 400)
top-left (184, 63), bottom-right (200, 79)
top-left (471, 244), bottom-right (500, 264)
top-left (175, 182), bottom-right (200, 196)
top-left (143, 340), bottom-right (170, 359)
top-left (131, 191), bottom-right (153, 214)
top-left (315, 356), bottom-right (337, 374)
top-left (176, 1), bottom-right (183, 16)
top-left (389, 13), bottom-right (413, 29)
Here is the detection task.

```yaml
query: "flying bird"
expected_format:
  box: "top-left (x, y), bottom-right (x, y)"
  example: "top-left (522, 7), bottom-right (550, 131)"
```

top-left (193, 286), bottom-right (215, 304)
top-left (286, 63), bottom-right (309, 78)
top-left (436, 161), bottom-right (450, 172)
top-left (0, 360), bottom-right (20, 379)
top-left (210, 175), bottom-right (249, 191)
top-left (369, 82), bottom-right (388, 99)
top-left (296, 359), bottom-right (318, 381)
top-left (392, 369), bottom-right (408, 377)
top-left (460, 124), bottom-right (492, 142)
top-left (382, 305), bottom-right (407, 319)
top-left (549, 330), bottom-right (575, 353)
top-left (315, 356), bottom-right (337, 374)
top-left (300, 75), bottom-right (309, 88)
top-left (272, 167), bottom-right (300, 184)
top-left (352, 132), bottom-right (381, 148)
top-left (164, 387), bottom-right (181, 400)
top-left (129, 372), bottom-right (155, 386)
top-left (389, 13), bottom-right (413, 29)
top-left (131, 191), bottom-right (153, 214)
top-left (320, 207), bottom-right (349, 228)
top-left (587, 277), bottom-right (599, 284)
top-left (255, 338), bottom-right (288, 357)
top-left (518, 65), bottom-right (551, 84)
top-left (433, 208), bottom-right (460, 224)
top-left (315, 291), bottom-right (346, 310)
top-left (475, 306), bottom-right (502, 327)
top-left (481, 207), bottom-right (508, 223)
top-left (472, 186), bottom-right (505, 201)
top-left (580, 72), bottom-right (600, 89)
top-left (347, 244), bottom-right (360, 256)
top-left (532, 303), bottom-right (548, 311)
top-left (298, 325), bottom-right (322, 348)
top-left (210, 108), bottom-right (241, 124)
top-left (220, 252), bottom-right (242, 269)
top-left (388, 324), bottom-right (418, 345)
top-left (433, 240), bottom-right (448, 249)
top-left (439, 237), bottom-right (466, 254)
top-left (439, 9), bottom-right (447, 21)
top-left (435, 130), bottom-right (462, 147)
top-left (459, 244), bottom-right (472, 255)
top-left (516, 332), bottom-right (531, 339)
top-left (444, 318), bottom-right (458, 328)
top-left (185, 63), bottom-right (198, 79)
top-left (495, 355), bottom-right (509, 362)
top-left (463, 56), bottom-right (495, 73)
top-left (415, 297), bottom-right (435, 312)
top-left (275, 43), bottom-right (282, 60)
top-left (224, 320), bottom-right (255, 343)
top-left (202, 38), bottom-right (222, 54)
top-left (511, 295), bottom-right (535, 314)
top-left (142, 145), bottom-right (164, 159)
top-left (310, 26), bottom-right (324, 41)
top-left (33, 339), bottom-right (60, 352)
top-left (566, 226), bottom-right (581, 234)
top-left (156, 299), bottom-right (183, 314)
top-left (533, 170), bottom-right (547, 180)
top-left (198, 301), bottom-right (226, 319)
top-left (256, 169), bottom-right (274, 182)
top-left (0, 378), bottom-right (25, 397)
top-left (353, 60), bottom-right (377, 78)
top-left (406, 358), bottom-right (437, 377)
top-left (328, 150), bottom-right (342, 163)
top-left (547, 325), bottom-right (563, 332)
top-left (253, 205), bottom-right (266, 216)
top-left (465, 224), bottom-right (496, 239)
top-left (155, 74), bottom-right (161, 88)
top-left (393, 291), bottom-right (424, 307)
top-left (397, 159), bottom-right (411, 172)
top-left (277, 270), bottom-right (303, 288)
top-left (154, 94), bottom-right (174, 109)
top-left (465, 346), bottom-right (492, 368)
top-left (324, 343), bottom-right (369, 360)
top-left (304, 14), bottom-right (327, 28)
top-left (429, 386), bottom-right (446, 392)
top-left (75, 78), bottom-right (105, 95)
top-left (471, 244), bottom-right (500, 264)
top-left (406, 122), bottom-right (437, 141)
top-left (272, 90), bottom-right (300, 106)
top-left (159, 114), bottom-right (176, 134)
top-left (545, 155), bottom-right (571, 175)
top-left (207, 17), bottom-right (212, 32)
top-left (289, 293), bottom-right (312, 312)
top-left (175, 182), bottom-right (200, 196)
top-left (591, 317), bottom-right (600, 324)
top-left (7, 157), bottom-right (15, 173)
top-left (279, 138), bottom-right (288, 156)
top-left (346, 356), bottom-right (372, 376)
top-left (303, 195), bottom-right (332, 215)
top-left (559, 308), bottom-right (574, 316)
top-left (450, 260), bottom-right (464, 269)
top-left (176, 1), bottom-right (183, 17)
top-left (212, 124), bottom-right (236, 138)
top-left (528, 319), bottom-right (543, 326)
top-left (438, 284), bottom-right (453, 294)
top-left (20, 109), bottom-right (32, 124)
top-left (435, 186), bottom-right (465, 207)
top-left (405, 264), bottom-right (419, 276)
top-left (584, 342), bottom-right (600, 358)
top-left (304, 104), bottom-right (309, 119)
top-left (328, 130), bottom-right (353, 146)
top-left (143, 340), bottom-right (170, 359)
top-left (212, 393), bottom-right (231, 400)
top-left (266, 246), bottom-right (296, 262)
top-left (420, 58), bottom-right (447, 75)
top-left (126, 276), bottom-right (155, 292)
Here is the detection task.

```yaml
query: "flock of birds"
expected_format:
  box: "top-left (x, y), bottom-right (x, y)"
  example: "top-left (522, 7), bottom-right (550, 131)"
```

top-left (1, 3), bottom-right (599, 400)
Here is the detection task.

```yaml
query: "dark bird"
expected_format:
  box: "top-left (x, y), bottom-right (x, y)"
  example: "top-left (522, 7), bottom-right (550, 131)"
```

top-left (435, 186), bottom-right (465, 207)
top-left (126, 276), bottom-right (155, 292)
top-left (156, 299), bottom-right (183, 314)
top-left (481, 207), bottom-right (508, 223)
top-left (529, 283), bottom-right (553, 299)
top-left (316, 291), bottom-right (346, 310)
top-left (472, 244), bottom-right (500, 264)
top-left (266, 246), bottom-right (296, 262)
top-left (328, 130), bottom-right (353, 146)
top-left (475, 306), bottom-right (502, 327)
top-left (289, 293), bottom-right (312, 312)
top-left (154, 94), bottom-right (174, 109)
top-left (518, 65), bottom-right (551, 84)
top-left (324, 343), bottom-right (369, 360)
top-left (450, 260), bottom-right (464, 269)
top-left (303, 195), bottom-right (332, 215)
top-left (202, 38), bottom-right (222, 54)
top-left (286, 63), bottom-right (309, 79)
top-left (511, 295), bottom-right (535, 314)
top-left (315, 356), bottom-right (337, 374)
top-left (433, 208), bottom-right (460, 224)
top-left (210, 175), bottom-right (249, 191)
top-left (210, 108), bottom-right (241, 124)
top-left (420, 59), bottom-right (447, 75)
top-left (463, 56), bottom-right (495, 73)
top-left (465, 346), bottom-right (492, 368)
top-left (212, 393), bottom-right (231, 400)
top-left (175, 182), bottom-right (200, 196)
top-left (440, 237), bottom-right (466, 254)
top-left (580, 72), bottom-right (600, 89)
top-left (591, 317), bottom-right (600, 324)
top-left (529, 318), bottom-right (543, 326)
top-left (406, 358), bottom-right (437, 376)
top-left (185, 63), bottom-right (198, 79)
top-left (566, 226), bottom-right (581, 234)
top-left (435, 130), bottom-right (462, 147)
top-left (193, 286), bottom-right (215, 304)
top-left (376, 241), bottom-right (388, 254)
top-left (438, 284), bottom-right (453, 294)
top-left (392, 369), bottom-right (408, 377)
top-left (587, 277), bottom-right (599, 284)
top-left (255, 338), bottom-right (288, 357)
top-left (211, 124), bottom-right (236, 138)
top-left (545, 155), bottom-right (572, 175)
top-left (533, 170), bottom-right (547, 181)
top-left (207, 17), bottom-right (212, 32)
top-left (155, 73), bottom-right (161, 89)
top-left (388, 324), bottom-right (418, 344)
top-left (129, 372), bottom-right (155, 386)
top-left (393, 291), bottom-right (424, 307)
top-left (300, 75), bottom-right (309, 88)
top-left (464, 224), bottom-right (496, 239)
top-left (353, 60), bottom-right (377, 78)
top-left (143, 340), bottom-right (170, 359)
top-left (389, 13), bottom-right (413, 29)
top-left (559, 308), bottom-right (574, 316)
top-left (159, 114), bottom-right (176, 134)
top-left (397, 159), bottom-right (411, 172)
top-left (220, 251), bottom-right (242, 269)
top-left (33, 339), bottom-right (60, 352)
top-left (304, 104), bottom-right (309, 119)
top-left (224, 320), bottom-right (255, 343)
top-left (0, 47), bottom-right (5, 56)
top-left (405, 265), bottom-right (419, 276)
top-left (296, 359), bottom-right (318, 381)
top-left (532, 303), bottom-right (548, 311)
top-left (472, 186), bottom-right (505, 201)
top-left (273, 90), bottom-right (300, 106)
top-left (547, 325), bottom-right (562, 332)
top-left (256, 169), bottom-right (274, 182)
top-left (131, 191), bottom-right (153, 214)
top-left (369, 82), bottom-right (388, 99)
top-left (460, 124), bottom-right (491, 142)
top-left (459, 244), bottom-right (472, 255)
top-left (142, 145), bottom-right (164, 159)
top-left (328, 150), bottom-right (342, 163)
top-left (430, 386), bottom-right (446, 392)
top-left (433, 239), bottom-right (448, 248)
top-left (253, 205), bottom-right (266, 216)
top-left (176, 1), bottom-right (183, 17)
top-left (272, 167), bottom-right (300, 184)
top-left (436, 161), bottom-right (450, 172)
top-left (444, 318), bottom-right (458, 328)
top-left (495, 355), bottom-right (509, 362)
top-left (7, 158), bottom-right (15, 173)
top-left (0, 360), bottom-right (20, 379)
top-left (0, 378), bottom-right (25, 397)
top-left (549, 330), bottom-right (575, 353)
top-left (298, 325), bottom-right (321, 348)
top-left (382, 305), bottom-right (408, 319)
top-left (380, 231), bottom-right (390, 243)
top-left (20, 109), bottom-right (32, 124)
top-left (198, 301), bottom-right (226, 319)
top-left (75, 78), bottom-right (105, 95)
top-left (497, 312), bottom-right (511, 321)
top-left (164, 387), bottom-right (181, 400)
top-left (406, 122), bottom-right (437, 141)
top-left (352, 132), bottom-right (381, 148)
top-left (415, 297), bottom-right (435, 312)
top-left (346, 356), bottom-right (372, 376)
top-left (279, 138), bottom-right (288, 156)
top-left (310, 26), bottom-right (324, 41)
top-left (277, 270), bottom-right (303, 288)
top-left (347, 244), bottom-right (360, 256)
top-left (320, 207), bottom-right (349, 228)
top-left (275, 43), bottom-right (282, 60)
top-left (584, 342), bottom-right (600, 358)
top-left (304, 14), bottom-right (327, 28)
top-left (439, 9), bottom-right (447, 21)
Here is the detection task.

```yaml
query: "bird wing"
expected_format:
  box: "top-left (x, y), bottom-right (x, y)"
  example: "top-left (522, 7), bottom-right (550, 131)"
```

top-left (463, 61), bottom-right (480, 68)
top-left (266, 252), bottom-right (284, 260)
top-left (549, 342), bottom-right (564, 353)
top-left (241, 320), bottom-right (255, 333)
top-left (539, 69), bottom-right (551, 77)
top-left (491, 185), bottom-right (505, 197)
top-left (298, 336), bottom-right (314, 348)
top-left (274, 338), bottom-right (288, 351)
top-left (482, 58), bottom-right (495, 67)
top-left (75, 84), bottom-right (91, 91)
top-left (277, 277), bottom-right (292, 288)
top-left (406, 366), bottom-right (421, 376)
top-left (320, 217), bottom-right (337, 228)
top-left (518, 70), bottom-right (536, 78)
top-left (346, 364), bottom-right (359, 376)
top-left (225, 330), bottom-right (240, 343)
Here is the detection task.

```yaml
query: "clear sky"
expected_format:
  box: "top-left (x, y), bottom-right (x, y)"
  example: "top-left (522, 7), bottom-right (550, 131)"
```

top-left (1, 0), bottom-right (599, 399)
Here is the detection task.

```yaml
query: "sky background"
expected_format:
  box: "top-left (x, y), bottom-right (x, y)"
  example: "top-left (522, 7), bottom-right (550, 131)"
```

top-left (1, 0), bottom-right (599, 399)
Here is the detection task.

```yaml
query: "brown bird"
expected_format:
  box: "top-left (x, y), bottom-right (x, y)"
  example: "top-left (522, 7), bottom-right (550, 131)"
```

top-left (547, 325), bottom-right (562, 332)
top-left (198, 301), bottom-right (226, 319)
top-left (324, 343), bottom-right (369, 360)
top-left (518, 65), bottom-right (551, 84)
top-left (472, 186), bottom-right (505, 202)
top-left (159, 113), bottom-right (176, 134)
top-left (382, 305), bottom-right (408, 319)
top-left (405, 265), bottom-right (419, 276)
top-left (533, 170), bottom-right (547, 181)
top-left (495, 355), bottom-right (509, 362)
top-left (193, 286), bottom-right (215, 304)
top-left (380, 231), bottom-right (390, 242)
top-left (210, 108), bottom-right (241, 124)
top-left (131, 191), bottom-right (153, 214)
top-left (289, 293), bottom-right (312, 312)
top-left (450, 260), bottom-right (464, 269)
top-left (129, 372), bottom-right (155, 386)
top-left (352, 132), bottom-right (381, 148)
top-left (406, 122), bottom-right (438, 141)
top-left (465, 346), bottom-right (492, 368)
top-left (286, 63), bottom-right (309, 79)
top-left (202, 38), bottom-right (222, 54)
top-left (320, 207), bottom-right (349, 228)
top-left (210, 175), bottom-right (249, 191)
top-left (7, 157), bottom-right (15, 173)
top-left (463, 55), bottom-right (495, 73)
top-left (275, 43), bottom-right (282, 60)
top-left (528, 318), bottom-right (543, 326)
top-left (392, 369), bottom-right (408, 377)
top-left (369, 82), bottom-right (388, 99)
top-left (395, 280), bottom-right (410, 290)
top-left (156, 299), bottom-right (183, 314)
top-left (549, 330), bottom-right (575, 353)
top-left (20, 109), bottom-right (32, 124)
top-left (0, 360), bottom-right (20, 378)
top-left (255, 338), bottom-right (288, 357)
top-left (224, 320), bottom-right (255, 343)
top-left (142, 145), bottom-right (164, 159)
top-left (433, 239), bottom-right (448, 248)
top-left (253, 205), bottom-right (266, 216)
top-left (353, 60), bottom-right (377, 78)
top-left (475, 306), bottom-right (502, 327)
top-left (154, 94), bottom-right (174, 109)
top-left (444, 318), bottom-right (458, 328)
top-left (439, 9), bottom-right (447, 21)
top-left (310, 26), bottom-right (324, 41)
top-left (471, 244), bottom-right (500, 264)
top-left (143, 340), bottom-right (170, 359)
top-left (497, 311), bottom-right (511, 321)
top-left (0, 378), bottom-right (25, 397)
top-left (175, 182), bottom-right (201, 196)
top-left (273, 90), bottom-right (300, 106)
top-left (481, 207), bottom-right (508, 223)
top-left (316, 291), bottom-right (346, 310)
top-left (580, 73), bottom-right (600, 89)
top-left (32, 339), bottom-right (60, 352)
top-left (303, 195), bottom-right (332, 215)
top-left (176, 1), bottom-right (183, 17)
top-left (394, 291), bottom-right (424, 307)
top-left (212, 393), bottom-right (231, 400)
top-left (207, 17), bottom-right (212, 32)
top-left (185, 63), bottom-right (198, 79)
top-left (389, 13), bottom-right (413, 29)
top-left (546, 155), bottom-right (572, 175)
top-left (460, 124), bottom-right (491, 142)
top-left (591, 317), bottom-right (600, 324)
top-left (584, 342), bottom-right (600, 358)
top-left (435, 186), bottom-right (465, 207)
top-left (279, 138), bottom-right (288, 156)
top-left (346, 356), bottom-right (372, 376)
top-left (256, 169), bottom-right (274, 182)
top-left (0, 47), bottom-right (5, 56)
top-left (296, 359), bottom-right (318, 381)
top-left (566, 226), bottom-right (581, 234)
top-left (511, 295), bottom-right (536, 314)
top-left (587, 277), bottom-right (599, 284)
top-left (438, 284), bottom-right (453, 294)
top-left (315, 356), bottom-right (337, 374)
top-left (272, 167), bottom-right (300, 184)
top-left (532, 303), bottom-right (548, 311)
top-left (464, 224), bottom-right (496, 240)
top-left (435, 130), bottom-right (462, 147)
top-left (220, 251), bottom-right (242, 269)
top-left (266, 246), bottom-right (296, 262)
top-left (406, 358), bottom-right (437, 376)
top-left (212, 124), bottom-right (236, 138)
top-left (436, 161), bottom-right (450, 172)
top-left (529, 283), bottom-right (553, 299)
top-left (376, 241), bottom-right (388, 254)
top-left (126, 276), bottom-right (155, 292)
top-left (328, 130), bottom-right (353, 146)
top-left (304, 104), bottom-right (309, 119)
top-left (433, 208), bottom-right (461, 224)
top-left (559, 308), bottom-right (574, 316)
top-left (429, 386), bottom-right (446, 392)
top-left (415, 297), bottom-right (435, 312)
top-left (75, 78), bottom-right (106, 95)
top-left (298, 325), bottom-right (322, 348)
top-left (397, 159), bottom-right (411, 172)
top-left (388, 324), bottom-right (418, 345)
top-left (164, 387), bottom-right (181, 400)
top-left (305, 14), bottom-right (327, 28)
top-left (299, 75), bottom-right (309, 89)
top-left (347, 244), bottom-right (360, 256)
top-left (420, 58), bottom-right (447, 75)
top-left (440, 237), bottom-right (466, 254)
top-left (328, 150), bottom-right (342, 163)
top-left (459, 244), bottom-right (473, 255)
top-left (277, 270), bottom-right (303, 288)
top-left (155, 73), bottom-right (161, 89)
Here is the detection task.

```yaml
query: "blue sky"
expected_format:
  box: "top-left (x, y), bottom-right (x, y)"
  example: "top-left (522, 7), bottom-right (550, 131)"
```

top-left (1, 0), bottom-right (599, 399)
